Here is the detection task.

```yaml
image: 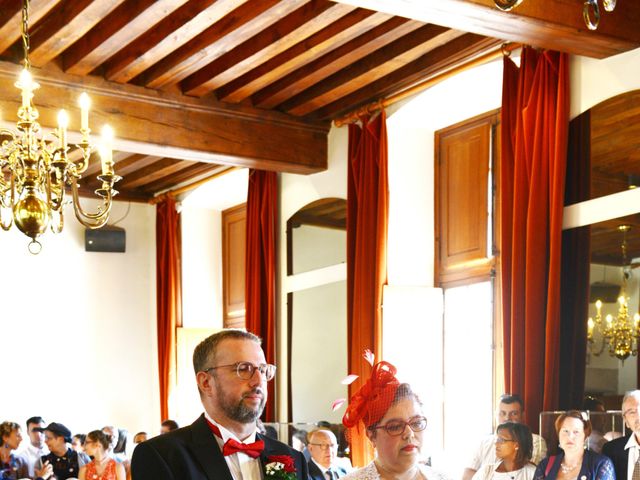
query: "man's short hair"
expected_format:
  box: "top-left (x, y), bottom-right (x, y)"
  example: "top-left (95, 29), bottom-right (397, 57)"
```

top-left (161, 420), bottom-right (179, 431)
top-left (499, 393), bottom-right (524, 410)
top-left (26, 416), bottom-right (44, 428)
top-left (192, 329), bottom-right (261, 374)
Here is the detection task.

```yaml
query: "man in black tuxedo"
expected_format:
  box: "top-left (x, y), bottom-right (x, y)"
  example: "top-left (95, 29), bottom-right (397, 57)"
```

top-left (131, 329), bottom-right (309, 480)
top-left (307, 429), bottom-right (347, 480)
top-left (602, 390), bottom-right (640, 480)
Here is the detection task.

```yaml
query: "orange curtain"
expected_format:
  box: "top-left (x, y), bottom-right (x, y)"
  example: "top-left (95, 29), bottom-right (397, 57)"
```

top-left (500, 47), bottom-right (569, 432)
top-left (245, 170), bottom-right (277, 422)
top-left (347, 112), bottom-right (388, 467)
top-left (156, 197), bottom-right (182, 422)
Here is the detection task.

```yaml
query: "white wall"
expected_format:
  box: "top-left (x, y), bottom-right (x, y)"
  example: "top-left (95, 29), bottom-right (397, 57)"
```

top-left (2, 200), bottom-right (158, 438)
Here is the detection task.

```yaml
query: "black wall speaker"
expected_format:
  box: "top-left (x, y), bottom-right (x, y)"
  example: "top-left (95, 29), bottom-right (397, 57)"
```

top-left (85, 226), bottom-right (126, 253)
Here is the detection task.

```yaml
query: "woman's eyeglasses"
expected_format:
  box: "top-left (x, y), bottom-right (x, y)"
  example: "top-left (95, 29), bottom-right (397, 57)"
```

top-left (203, 362), bottom-right (277, 381)
top-left (495, 437), bottom-right (516, 444)
top-left (369, 416), bottom-right (427, 436)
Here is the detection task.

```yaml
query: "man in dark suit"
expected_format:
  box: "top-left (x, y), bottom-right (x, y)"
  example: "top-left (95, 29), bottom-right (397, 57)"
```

top-left (131, 329), bottom-right (309, 480)
top-left (602, 390), bottom-right (640, 480)
top-left (307, 428), bottom-right (347, 480)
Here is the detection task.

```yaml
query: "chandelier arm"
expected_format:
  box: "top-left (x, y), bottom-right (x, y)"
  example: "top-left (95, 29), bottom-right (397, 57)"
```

top-left (494, 0), bottom-right (524, 11)
top-left (70, 177), bottom-right (113, 229)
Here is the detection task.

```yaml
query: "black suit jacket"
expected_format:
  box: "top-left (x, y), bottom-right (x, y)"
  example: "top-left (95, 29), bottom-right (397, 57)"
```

top-left (602, 434), bottom-right (631, 480)
top-left (131, 414), bottom-right (309, 480)
top-left (307, 459), bottom-right (347, 480)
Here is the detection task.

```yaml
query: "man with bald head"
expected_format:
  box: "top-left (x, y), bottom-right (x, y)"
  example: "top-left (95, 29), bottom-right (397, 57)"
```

top-left (307, 428), bottom-right (347, 480)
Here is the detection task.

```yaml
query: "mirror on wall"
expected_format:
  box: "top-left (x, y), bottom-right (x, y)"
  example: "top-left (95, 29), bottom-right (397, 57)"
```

top-left (580, 90), bottom-right (640, 397)
top-left (590, 90), bottom-right (640, 200)
top-left (286, 198), bottom-right (347, 422)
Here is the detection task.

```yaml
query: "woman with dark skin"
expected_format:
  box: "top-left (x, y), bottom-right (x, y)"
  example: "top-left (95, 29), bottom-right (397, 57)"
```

top-left (472, 423), bottom-right (535, 480)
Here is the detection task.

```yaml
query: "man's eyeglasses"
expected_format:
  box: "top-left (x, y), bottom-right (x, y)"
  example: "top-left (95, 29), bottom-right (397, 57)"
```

top-left (203, 362), bottom-right (276, 381)
top-left (368, 416), bottom-right (427, 436)
top-left (309, 442), bottom-right (337, 450)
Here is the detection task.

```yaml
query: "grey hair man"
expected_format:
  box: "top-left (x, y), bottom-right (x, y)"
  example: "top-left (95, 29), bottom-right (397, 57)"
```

top-left (307, 429), bottom-right (347, 480)
top-left (603, 390), bottom-right (640, 480)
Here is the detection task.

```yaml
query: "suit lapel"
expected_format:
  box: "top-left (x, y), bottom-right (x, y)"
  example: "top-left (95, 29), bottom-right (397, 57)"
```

top-left (307, 459), bottom-right (324, 480)
top-left (190, 415), bottom-right (234, 480)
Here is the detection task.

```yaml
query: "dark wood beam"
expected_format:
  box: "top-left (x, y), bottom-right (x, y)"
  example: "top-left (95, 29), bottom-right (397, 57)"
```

top-left (332, 0), bottom-right (640, 58)
top-left (0, 61), bottom-right (329, 174)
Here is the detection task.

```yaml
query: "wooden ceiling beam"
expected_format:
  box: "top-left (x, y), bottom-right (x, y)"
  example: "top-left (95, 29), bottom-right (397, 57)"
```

top-left (63, 0), bottom-right (189, 76)
top-left (29, 0), bottom-right (126, 66)
top-left (140, 163), bottom-right (224, 195)
top-left (0, 61), bottom-right (328, 174)
top-left (312, 33), bottom-right (501, 120)
top-left (117, 158), bottom-right (192, 190)
top-left (332, 0), bottom-right (640, 58)
top-left (252, 16), bottom-right (420, 109)
top-left (134, 0), bottom-right (284, 89)
top-left (0, 0), bottom-right (59, 55)
top-left (216, 9), bottom-right (389, 103)
top-left (278, 24), bottom-right (458, 116)
top-left (182, 1), bottom-right (356, 97)
top-left (103, 0), bottom-right (243, 84)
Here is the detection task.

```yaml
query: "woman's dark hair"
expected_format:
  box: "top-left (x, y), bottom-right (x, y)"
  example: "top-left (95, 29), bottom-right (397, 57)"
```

top-left (555, 410), bottom-right (592, 438)
top-left (496, 422), bottom-right (532, 465)
top-left (87, 430), bottom-right (112, 451)
top-left (73, 433), bottom-right (86, 445)
top-left (114, 429), bottom-right (128, 454)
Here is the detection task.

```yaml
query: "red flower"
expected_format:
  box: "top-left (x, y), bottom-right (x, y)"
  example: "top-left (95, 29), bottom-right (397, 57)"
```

top-left (267, 455), bottom-right (296, 473)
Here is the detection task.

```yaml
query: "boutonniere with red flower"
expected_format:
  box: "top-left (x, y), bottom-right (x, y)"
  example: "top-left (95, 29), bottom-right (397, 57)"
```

top-left (264, 455), bottom-right (297, 480)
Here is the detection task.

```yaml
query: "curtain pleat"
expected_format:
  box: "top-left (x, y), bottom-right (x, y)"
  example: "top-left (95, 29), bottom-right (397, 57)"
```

top-left (501, 48), bottom-right (570, 431)
top-left (347, 112), bottom-right (388, 467)
top-left (245, 169), bottom-right (277, 422)
top-left (156, 197), bottom-right (182, 422)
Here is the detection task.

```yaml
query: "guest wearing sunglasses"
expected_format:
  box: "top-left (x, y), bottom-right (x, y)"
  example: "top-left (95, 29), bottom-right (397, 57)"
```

top-left (471, 422), bottom-right (535, 480)
top-left (341, 361), bottom-right (449, 480)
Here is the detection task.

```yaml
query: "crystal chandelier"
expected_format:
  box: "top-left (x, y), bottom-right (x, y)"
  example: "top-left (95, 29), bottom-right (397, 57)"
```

top-left (587, 225), bottom-right (640, 360)
top-left (494, 0), bottom-right (617, 30)
top-left (0, 0), bottom-right (121, 254)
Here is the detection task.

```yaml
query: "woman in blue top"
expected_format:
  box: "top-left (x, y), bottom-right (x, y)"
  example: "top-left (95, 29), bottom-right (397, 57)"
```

top-left (0, 421), bottom-right (29, 480)
top-left (534, 411), bottom-right (614, 480)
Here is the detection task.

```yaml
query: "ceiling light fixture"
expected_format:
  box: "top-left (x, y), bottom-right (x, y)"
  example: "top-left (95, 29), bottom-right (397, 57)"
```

top-left (0, 0), bottom-right (121, 253)
top-left (494, 0), bottom-right (617, 30)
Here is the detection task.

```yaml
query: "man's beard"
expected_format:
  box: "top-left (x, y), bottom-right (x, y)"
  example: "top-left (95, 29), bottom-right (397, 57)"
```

top-left (216, 384), bottom-right (266, 423)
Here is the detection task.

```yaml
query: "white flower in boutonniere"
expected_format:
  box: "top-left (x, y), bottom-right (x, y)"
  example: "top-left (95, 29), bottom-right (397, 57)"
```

top-left (264, 455), bottom-right (297, 480)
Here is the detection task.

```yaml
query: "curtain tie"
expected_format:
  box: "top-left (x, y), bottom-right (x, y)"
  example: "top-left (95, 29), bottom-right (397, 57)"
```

top-left (222, 438), bottom-right (265, 458)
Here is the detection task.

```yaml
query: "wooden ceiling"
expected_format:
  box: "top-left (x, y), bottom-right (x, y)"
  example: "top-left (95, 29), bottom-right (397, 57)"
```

top-left (0, 0), bottom-right (639, 202)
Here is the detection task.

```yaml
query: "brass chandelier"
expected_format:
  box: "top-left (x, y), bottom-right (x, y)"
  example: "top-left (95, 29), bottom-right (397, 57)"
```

top-left (0, 0), bottom-right (121, 253)
top-left (587, 225), bottom-right (640, 360)
top-left (494, 0), bottom-right (617, 30)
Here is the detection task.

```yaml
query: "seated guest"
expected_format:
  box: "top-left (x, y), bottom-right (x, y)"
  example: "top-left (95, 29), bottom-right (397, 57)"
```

top-left (79, 430), bottom-right (126, 480)
top-left (16, 416), bottom-right (48, 478)
top-left (471, 423), bottom-right (535, 480)
top-left (307, 428), bottom-right (348, 480)
top-left (160, 420), bottom-right (178, 435)
top-left (603, 390), bottom-right (640, 480)
top-left (463, 394), bottom-right (547, 480)
top-left (72, 433), bottom-right (86, 454)
top-left (341, 361), bottom-right (449, 480)
top-left (534, 411), bottom-right (614, 480)
top-left (292, 428), bottom-right (311, 461)
top-left (132, 432), bottom-right (147, 446)
top-left (0, 421), bottom-right (29, 479)
top-left (35, 422), bottom-right (90, 480)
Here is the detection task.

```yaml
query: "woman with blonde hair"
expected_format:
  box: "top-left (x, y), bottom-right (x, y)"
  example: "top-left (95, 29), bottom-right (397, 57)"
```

top-left (0, 421), bottom-right (29, 480)
top-left (78, 430), bottom-right (125, 480)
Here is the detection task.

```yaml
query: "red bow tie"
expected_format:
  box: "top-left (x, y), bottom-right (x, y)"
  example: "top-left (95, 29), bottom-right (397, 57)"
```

top-left (206, 418), bottom-right (264, 458)
top-left (222, 438), bottom-right (265, 458)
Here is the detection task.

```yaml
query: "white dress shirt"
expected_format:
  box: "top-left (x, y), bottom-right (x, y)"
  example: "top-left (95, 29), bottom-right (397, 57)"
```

top-left (16, 442), bottom-right (49, 478)
top-left (468, 433), bottom-right (547, 470)
top-left (204, 412), bottom-right (262, 480)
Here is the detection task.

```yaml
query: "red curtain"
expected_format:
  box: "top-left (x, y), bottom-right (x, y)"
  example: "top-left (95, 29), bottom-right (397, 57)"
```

top-left (156, 197), bottom-right (182, 422)
top-left (500, 47), bottom-right (569, 432)
top-left (347, 112), bottom-right (388, 467)
top-left (245, 170), bottom-right (277, 422)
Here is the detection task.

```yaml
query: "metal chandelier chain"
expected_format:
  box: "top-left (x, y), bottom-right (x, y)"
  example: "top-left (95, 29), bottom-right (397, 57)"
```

top-left (21, 0), bottom-right (30, 70)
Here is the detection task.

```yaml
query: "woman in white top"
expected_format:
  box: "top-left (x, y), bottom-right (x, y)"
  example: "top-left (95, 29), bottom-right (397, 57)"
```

top-left (341, 361), bottom-right (450, 480)
top-left (472, 422), bottom-right (536, 480)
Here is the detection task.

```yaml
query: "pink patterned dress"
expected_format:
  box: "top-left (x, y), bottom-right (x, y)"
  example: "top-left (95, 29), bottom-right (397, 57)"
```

top-left (85, 458), bottom-right (117, 480)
